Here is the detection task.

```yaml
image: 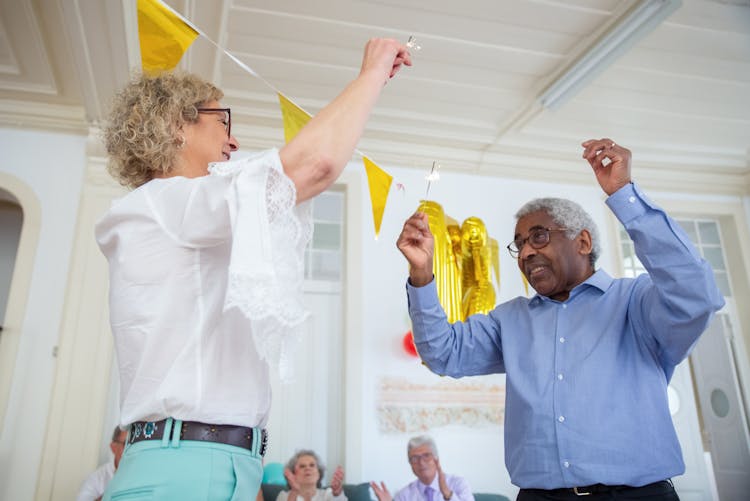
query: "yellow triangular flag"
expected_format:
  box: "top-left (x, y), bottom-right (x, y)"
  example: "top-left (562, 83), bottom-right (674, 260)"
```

top-left (362, 156), bottom-right (393, 237)
top-left (278, 92), bottom-right (312, 143)
top-left (137, 0), bottom-right (198, 73)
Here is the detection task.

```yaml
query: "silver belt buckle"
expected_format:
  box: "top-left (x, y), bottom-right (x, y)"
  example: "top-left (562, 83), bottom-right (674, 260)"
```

top-left (573, 487), bottom-right (591, 496)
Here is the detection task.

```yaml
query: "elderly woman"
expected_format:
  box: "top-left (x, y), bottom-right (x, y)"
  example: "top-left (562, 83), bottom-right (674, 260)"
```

top-left (278, 450), bottom-right (346, 501)
top-left (96, 38), bottom-right (411, 500)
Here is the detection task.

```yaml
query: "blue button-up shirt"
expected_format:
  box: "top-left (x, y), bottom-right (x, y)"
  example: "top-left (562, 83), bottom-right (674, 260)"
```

top-left (407, 183), bottom-right (724, 489)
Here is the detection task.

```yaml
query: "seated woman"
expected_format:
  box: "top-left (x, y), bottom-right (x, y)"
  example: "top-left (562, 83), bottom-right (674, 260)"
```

top-left (277, 450), bottom-right (347, 501)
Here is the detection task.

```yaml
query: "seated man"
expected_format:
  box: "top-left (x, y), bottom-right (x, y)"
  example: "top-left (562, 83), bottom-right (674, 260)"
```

top-left (76, 426), bottom-right (128, 501)
top-left (370, 435), bottom-right (474, 501)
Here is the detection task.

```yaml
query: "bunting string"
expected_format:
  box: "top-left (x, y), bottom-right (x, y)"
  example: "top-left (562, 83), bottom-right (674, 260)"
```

top-left (138, 0), bottom-right (403, 237)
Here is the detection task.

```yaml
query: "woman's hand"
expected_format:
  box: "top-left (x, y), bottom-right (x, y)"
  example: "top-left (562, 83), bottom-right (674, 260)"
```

top-left (359, 38), bottom-right (413, 83)
top-left (284, 467), bottom-right (302, 494)
top-left (330, 465), bottom-right (344, 496)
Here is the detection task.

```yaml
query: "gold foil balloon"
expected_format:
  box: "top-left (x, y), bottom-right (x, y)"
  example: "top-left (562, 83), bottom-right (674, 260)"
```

top-left (489, 238), bottom-right (500, 292)
top-left (418, 203), bottom-right (498, 321)
top-left (418, 200), bottom-right (463, 322)
top-left (463, 282), bottom-right (496, 318)
top-left (445, 215), bottom-right (463, 269)
top-left (460, 217), bottom-right (496, 317)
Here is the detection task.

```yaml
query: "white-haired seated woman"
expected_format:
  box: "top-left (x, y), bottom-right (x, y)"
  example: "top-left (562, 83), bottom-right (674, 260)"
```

top-left (277, 450), bottom-right (347, 501)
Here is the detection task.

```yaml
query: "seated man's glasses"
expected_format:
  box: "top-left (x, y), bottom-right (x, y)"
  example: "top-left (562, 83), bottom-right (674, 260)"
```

top-left (197, 107), bottom-right (231, 138)
top-left (507, 227), bottom-right (568, 258)
top-left (408, 452), bottom-right (434, 464)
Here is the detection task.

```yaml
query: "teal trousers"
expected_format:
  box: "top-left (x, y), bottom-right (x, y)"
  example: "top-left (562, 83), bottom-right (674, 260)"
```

top-left (103, 419), bottom-right (263, 501)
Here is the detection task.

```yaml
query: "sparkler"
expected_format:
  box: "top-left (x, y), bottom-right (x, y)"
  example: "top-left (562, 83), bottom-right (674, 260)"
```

top-left (425, 161), bottom-right (441, 199)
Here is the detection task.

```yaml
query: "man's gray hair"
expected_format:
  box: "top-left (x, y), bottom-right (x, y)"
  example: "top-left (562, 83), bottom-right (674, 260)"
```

top-left (515, 198), bottom-right (600, 267)
top-left (111, 426), bottom-right (126, 442)
top-left (407, 435), bottom-right (438, 458)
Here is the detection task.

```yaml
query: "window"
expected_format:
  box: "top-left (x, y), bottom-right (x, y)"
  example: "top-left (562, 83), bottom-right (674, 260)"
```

top-left (675, 219), bottom-right (732, 297)
top-left (618, 227), bottom-right (646, 278)
top-left (304, 190), bottom-right (344, 283)
top-left (618, 218), bottom-right (732, 298)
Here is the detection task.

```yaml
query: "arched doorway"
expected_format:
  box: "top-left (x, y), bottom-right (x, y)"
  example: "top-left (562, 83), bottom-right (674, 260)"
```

top-left (0, 175), bottom-right (41, 427)
top-left (0, 191), bottom-right (23, 329)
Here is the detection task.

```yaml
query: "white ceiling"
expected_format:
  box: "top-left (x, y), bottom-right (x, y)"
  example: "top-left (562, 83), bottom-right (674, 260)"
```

top-left (1, 0), bottom-right (749, 194)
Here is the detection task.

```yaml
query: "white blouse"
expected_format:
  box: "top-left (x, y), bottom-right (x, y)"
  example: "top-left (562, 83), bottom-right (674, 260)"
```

top-left (95, 149), bottom-right (312, 428)
top-left (275, 488), bottom-right (347, 501)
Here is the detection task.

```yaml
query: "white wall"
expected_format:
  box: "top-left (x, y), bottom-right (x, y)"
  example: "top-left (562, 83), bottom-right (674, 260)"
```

top-left (0, 127), bottom-right (86, 501)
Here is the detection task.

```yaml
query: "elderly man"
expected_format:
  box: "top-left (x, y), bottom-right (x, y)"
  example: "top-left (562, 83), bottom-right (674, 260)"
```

top-left (371, 435), bottom-right (474, 501)
top-left (396, 138), bottom-right (724, 500)
top-left (77, 427), bottom-right (128, 501)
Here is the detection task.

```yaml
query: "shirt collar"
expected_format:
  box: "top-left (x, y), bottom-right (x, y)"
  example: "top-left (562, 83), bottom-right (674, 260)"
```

top-left (529, 269), bottom-right (613, 306)
top-left (418, 477), bottom-right (439, 491)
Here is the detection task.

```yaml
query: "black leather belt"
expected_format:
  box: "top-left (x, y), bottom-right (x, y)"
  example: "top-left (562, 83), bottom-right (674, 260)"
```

top-left (521, 480), bottom-right (674, 498)
top-left (128, 419), bottom-right (267, 456)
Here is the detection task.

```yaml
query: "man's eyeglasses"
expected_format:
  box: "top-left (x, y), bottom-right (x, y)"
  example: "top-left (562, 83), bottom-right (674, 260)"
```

top-left (408, 452), bottom-right (434, 464)
top-left (197, 107), bottom-right (231, 138)
top-left (507, 227), bottom-right (568, 258)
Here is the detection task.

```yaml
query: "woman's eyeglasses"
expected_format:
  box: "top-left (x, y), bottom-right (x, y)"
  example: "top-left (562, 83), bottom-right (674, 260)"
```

top-left (507, 227), bottom-right (568, 258)
top-left (197, 107), bottom-right (231, 138)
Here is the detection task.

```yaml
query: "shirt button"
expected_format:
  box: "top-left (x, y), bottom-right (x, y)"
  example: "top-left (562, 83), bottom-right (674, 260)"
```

top-left (562, 304), bottom-right (567, 309)
top-left (628, 196), bottom-right (636, 203)
top-left (558, 374), bottom-right (564, 380)
top-left (559, 337), bottom-right (565, 343)
top-left (558, 415), bottom-right (565, 422)
top-left (563, 461), bottom-right (570, 468)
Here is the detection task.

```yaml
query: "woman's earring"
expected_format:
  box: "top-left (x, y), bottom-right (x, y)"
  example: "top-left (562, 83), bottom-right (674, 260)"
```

top-left (178, 136), bottom-right (186, 149)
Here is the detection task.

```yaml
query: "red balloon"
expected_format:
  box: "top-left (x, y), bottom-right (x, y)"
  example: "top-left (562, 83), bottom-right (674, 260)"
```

top-left (402, 331), bottom-right (418, 357)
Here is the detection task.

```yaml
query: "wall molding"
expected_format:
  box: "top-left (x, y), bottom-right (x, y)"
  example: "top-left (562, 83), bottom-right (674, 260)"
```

top-left (0, 99), bottom-right (87, 134)
top-left (376, 377), bottom-right (505, 433)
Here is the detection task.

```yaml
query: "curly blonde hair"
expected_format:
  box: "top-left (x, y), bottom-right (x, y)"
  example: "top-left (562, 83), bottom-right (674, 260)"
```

top-left (103, 71), bottom-right (223, 189)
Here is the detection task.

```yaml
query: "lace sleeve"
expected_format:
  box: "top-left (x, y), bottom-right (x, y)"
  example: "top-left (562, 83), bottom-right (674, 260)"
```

top-left (209, 150), bottom-right (313, 380)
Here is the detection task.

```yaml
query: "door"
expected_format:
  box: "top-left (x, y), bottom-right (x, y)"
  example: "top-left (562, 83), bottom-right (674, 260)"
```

top-left (265, 189), bottom-right (346, 473)
top-left (265, 285), bottom-right (344, 466)
top-left (690, 314), bottom-right (750, 501)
